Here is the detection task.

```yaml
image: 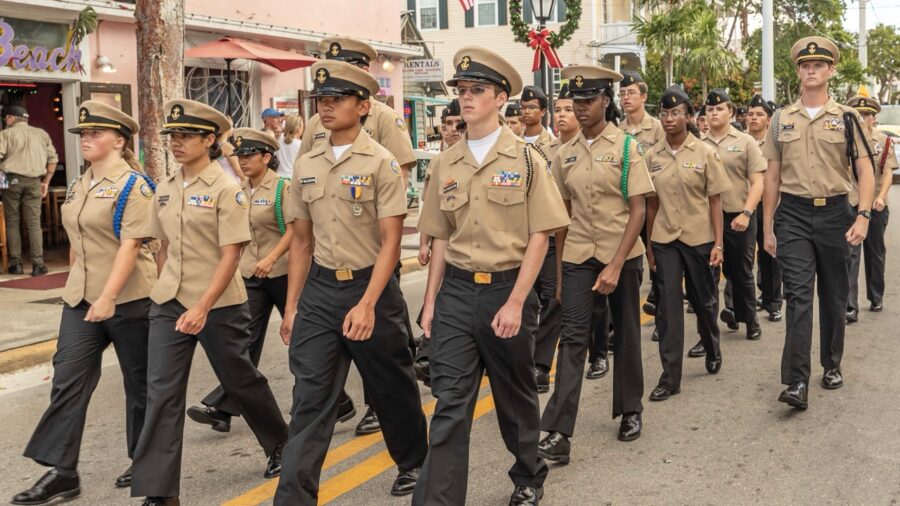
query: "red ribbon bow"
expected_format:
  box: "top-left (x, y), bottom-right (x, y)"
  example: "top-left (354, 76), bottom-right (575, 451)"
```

top-left (527, 28), bottom-right (563, 72)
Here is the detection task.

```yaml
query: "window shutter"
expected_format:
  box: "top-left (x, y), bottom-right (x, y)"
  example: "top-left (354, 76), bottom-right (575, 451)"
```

top-left (465, 5), bottom-right (474, 27)
top-left (524, 0), bottom-right (533, 23)
top-left (440, 0), bottom-right (449, 29)
top-left (557, 0), bottom-right (566, 21)
top-left (499, 0), bottom-right (508, 25)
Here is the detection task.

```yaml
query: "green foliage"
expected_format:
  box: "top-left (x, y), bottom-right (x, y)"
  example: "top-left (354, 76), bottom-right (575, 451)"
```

top-left (508, 0), bottom-right (582, 48)
top-left (867, 24), bottom-right (900, 104)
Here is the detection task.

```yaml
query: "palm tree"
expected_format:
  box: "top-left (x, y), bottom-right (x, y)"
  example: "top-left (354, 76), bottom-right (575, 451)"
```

top-left (66, 6), bottom-right (98, 73)
top-left (633, 5), bottom-right (693, 86)
top-left (679, 7), bottom-right (740, 98)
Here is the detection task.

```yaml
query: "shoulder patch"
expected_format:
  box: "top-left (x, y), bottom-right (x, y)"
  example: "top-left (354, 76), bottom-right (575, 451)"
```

top-left (139, 182), bottom-right (154, 199)
top-left (390, 159), bottom-right (401, 176)
top-left (235, 190), bottom-right (249, 209)
top-left (396, 118), bottom-right (407, 131)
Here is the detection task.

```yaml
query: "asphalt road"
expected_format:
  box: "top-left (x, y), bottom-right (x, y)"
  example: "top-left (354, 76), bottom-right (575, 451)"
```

top-left (2, 206), bottom-right (900, 505)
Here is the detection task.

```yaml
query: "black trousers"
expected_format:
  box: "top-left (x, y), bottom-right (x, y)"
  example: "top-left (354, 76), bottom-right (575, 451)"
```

top-left (412, 267), bottom-right (547, 506)
top-left (533, 238), bottom-right (561, 371)
top-left (653, 240), bottom-right (721, 391)
top-left (541, 257), bottom-right (643, 437)
top-left (849, 207), bottom-right (889, 311)
top-left (202, 275), bottom-right (287, 416)
top-left (132, 301), bottom-right (287, 498)
top-left (723, 212), bottom-right (758, 324)
top-left (275, 265), bottom-right (427, 505)
top-left (588, 297), bottom-right (610, 362)
top-left (24, 299), bottom-right (150, 470)
top-left (756, 203), bottom-right (783, 313)
top-left (775, 194), bottom-right (853, 385)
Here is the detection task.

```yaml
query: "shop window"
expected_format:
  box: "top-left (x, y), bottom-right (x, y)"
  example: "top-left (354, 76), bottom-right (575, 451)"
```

top-left (419, 0), bottom-right (439, 30)
top-left (184, 66), bottom-right (251, 127)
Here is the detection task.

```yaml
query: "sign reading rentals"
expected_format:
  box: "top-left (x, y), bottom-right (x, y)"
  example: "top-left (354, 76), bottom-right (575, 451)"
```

top-left (0, 18), bottom-right (83, 73)
top-left (403, 59), bottom-right (443, 83)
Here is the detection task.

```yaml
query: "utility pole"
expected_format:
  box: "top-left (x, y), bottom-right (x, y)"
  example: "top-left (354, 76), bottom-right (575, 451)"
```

top-left (859, 0), bottom-right (868, 89)
top-left (761, 0), bottom-right (775, 101)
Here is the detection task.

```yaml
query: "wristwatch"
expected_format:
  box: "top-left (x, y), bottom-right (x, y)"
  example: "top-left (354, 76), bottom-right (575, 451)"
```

top-left (858, 209), bottom-right (872, 220)
top-left (714, 244), bottom-right (724, 251)
top-left (741, 209), bottom-right (754, 218)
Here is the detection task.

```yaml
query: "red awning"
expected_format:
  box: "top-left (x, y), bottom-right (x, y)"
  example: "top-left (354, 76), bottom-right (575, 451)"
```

top-left (185, 37), bottom-right (318, 72)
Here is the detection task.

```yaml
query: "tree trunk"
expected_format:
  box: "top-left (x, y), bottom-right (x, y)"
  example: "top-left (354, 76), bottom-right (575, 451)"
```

top-left (701, 68), bottom-right (708, 100)
top-left (135, 0), bottom-right (184, 181)
top-left (665, 54), bottom-right (674, 87)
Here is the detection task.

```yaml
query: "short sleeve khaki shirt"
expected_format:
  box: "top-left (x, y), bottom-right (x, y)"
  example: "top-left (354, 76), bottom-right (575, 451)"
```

top-left (0, 122), bottom-right (59, 177)
top-left (240, 170), bottom-right (293, 278)
top-left (701, 126), bottom-right (766, 213)
top-left (850, 129), bottom-right (898, 207)
top-left (620, 112), bottom-right (665, 156)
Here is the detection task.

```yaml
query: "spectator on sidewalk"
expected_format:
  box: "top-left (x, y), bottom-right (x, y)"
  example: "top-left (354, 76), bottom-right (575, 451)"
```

top-left (276, 115), bottom-right (303, 178)
top-left (261, 108), bottom-right (285, 140)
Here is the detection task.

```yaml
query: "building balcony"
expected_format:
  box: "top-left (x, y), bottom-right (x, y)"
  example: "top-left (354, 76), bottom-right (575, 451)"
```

top-left (593, 22), bottom-right (641, 51)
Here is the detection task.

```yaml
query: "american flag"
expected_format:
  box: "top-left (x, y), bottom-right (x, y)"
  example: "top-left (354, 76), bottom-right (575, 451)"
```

top-left (459, 0), bottom-right (475, 10)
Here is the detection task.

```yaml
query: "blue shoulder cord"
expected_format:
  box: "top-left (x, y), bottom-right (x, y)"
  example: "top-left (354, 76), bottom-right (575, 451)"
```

top-left (113, 172), bottom-right (157, 241)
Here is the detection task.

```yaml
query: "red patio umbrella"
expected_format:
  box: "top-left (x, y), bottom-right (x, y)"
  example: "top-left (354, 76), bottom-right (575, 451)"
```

top-left (185, 37), bottom-right (318, 116)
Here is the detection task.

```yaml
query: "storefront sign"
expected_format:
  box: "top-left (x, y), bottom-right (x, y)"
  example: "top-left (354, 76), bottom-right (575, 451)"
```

top-left (403, 59), bottom-right (443, 82)
top-left (0, 18), bottom-right (82, 73)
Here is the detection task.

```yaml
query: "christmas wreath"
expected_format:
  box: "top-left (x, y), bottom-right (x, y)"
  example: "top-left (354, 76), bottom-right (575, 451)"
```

top-left (509, 0), bottom-right (582, 48)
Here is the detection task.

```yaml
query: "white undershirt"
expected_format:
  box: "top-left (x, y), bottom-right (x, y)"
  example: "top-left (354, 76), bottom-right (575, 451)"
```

top-left (805, 106), bottom-right (822, 119)
top-left (332, 144), bottom-right (352, 160)
top-left (523, 134), bottom-right (540, 145)
top-left (467, 127), bottom-right (503, 165)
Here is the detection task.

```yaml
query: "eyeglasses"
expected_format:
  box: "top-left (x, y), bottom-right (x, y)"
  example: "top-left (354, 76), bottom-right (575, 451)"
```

top-left (618, 90), bottom-right (641, 98)
top-left (659, 110), bottom-right (686, 120)
top-left (453, 85), bottom-right (491, 97)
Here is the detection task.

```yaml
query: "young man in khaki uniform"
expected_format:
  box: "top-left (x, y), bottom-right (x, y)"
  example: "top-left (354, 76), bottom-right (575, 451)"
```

top-left (275, 61), bottom-right (427, 505)
top-left (846, 96), bottom-right (896, 319)
top-left (414, 46), bottom-right (569, 506)
top-left (701, 89), bottom-right (766, 342)
top-left (0, 105), bottom-right (58, 275)
top-left (505, 103), bottom-right (526, 138)
top-left (298, 36), bottom-right (417, 434)
top-left (520, 85), bottom-right (555, 151)
top-left (762, 37), bottom-right (875, 410)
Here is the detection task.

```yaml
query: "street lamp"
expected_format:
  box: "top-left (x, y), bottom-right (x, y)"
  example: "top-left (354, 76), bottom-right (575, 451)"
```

top-left (530, 0), bottom-right (556, 127)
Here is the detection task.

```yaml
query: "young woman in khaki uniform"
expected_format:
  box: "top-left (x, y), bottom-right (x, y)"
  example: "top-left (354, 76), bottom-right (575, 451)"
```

top-left (131, 100), bottom-right (287, 506)
top-left (13, 101), bottom-right (154, 505)
top-left (645, 85), bottom-right (731, 402)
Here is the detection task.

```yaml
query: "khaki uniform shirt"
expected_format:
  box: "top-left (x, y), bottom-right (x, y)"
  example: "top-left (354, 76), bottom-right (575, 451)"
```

top-left (647, 134), bottom-right (732, 246)
top-left (287, 129), bottom-right (407, 270)
top-left (552, 123), bottom-right (656, 265)
top-left (0, 122), bottom-right (59, 177)
top-left (418, 125), bottom-right (570, 272)
top-left (620, 112), bottom-right (665, 155)
top-left (850, 129), bottom-right (898, 207)
top-left (762, 98), bottom-right (870, 198)
top-left (61, 160), bottom-right (156, 306)
top-left (150, 162), bottom-right (251, 309)
top-left (240, 170), bottom-right (294, 279)
top-left (299, 99), bottom-right (416, 167)
top-left (701, 126), bottom-right (767, 213)
top-left (526, 127), bottom-right (555, 152)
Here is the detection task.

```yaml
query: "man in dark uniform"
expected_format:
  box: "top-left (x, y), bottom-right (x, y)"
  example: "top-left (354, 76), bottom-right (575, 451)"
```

top-left (762, 37), bottom-right (875, 410)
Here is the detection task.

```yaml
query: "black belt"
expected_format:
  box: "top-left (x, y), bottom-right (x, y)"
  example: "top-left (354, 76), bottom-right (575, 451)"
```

top-left (310, 263), bottom-right (373, 282)
top-left (781, 193), bottom-right (848, 207)
top-left (444, 264), bottom-right (520, 285)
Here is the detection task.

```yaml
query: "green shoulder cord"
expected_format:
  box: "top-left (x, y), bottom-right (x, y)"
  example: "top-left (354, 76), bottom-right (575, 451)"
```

top-left (275, 177), bottom-right (288, 235)
top-left (621, 135), bottom-right (632, 202)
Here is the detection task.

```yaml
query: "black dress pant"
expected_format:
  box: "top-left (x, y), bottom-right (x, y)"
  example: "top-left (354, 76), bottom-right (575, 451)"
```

top-left (653, 240), bottom-right (722, 391)
top-left (588, 297), bottom-right (610, 362)
top-left (541, 257), bottom-right (643, 437)
top-left (412, 266), bottom-right (547, 506)
top-left (533, 238), bottom-right (561, 371)
top-left (132, 301), bottom-right (287, 498)
top-left (850, 207), bottom-right (889, 310)
top-left (775, 194), bottom-right (853, 385)
top-left (756, 203), bottom-right (783, 313)
top-left (723, 212), bottom-right (758, 324)
top-left (24, 299), bottom-right (150, 470)
top-left (275, 265), bottom-right (427, 505)
top-left (202, 275), bottom-right (287, 416)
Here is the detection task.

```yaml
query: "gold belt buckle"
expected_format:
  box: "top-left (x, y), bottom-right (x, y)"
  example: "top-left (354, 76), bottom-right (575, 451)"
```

top-left (813, 198), bottom-right (827, 207)
top-left (474, 272), bottom-right (492, 285)
top-left (335, 269), bottom-right (354, 281)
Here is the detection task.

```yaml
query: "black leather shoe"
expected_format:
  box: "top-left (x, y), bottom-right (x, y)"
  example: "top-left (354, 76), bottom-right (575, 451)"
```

top-left (870, 302), bottom-right (884, 312)
top-left (536, 432), bottom-right (570, 464)
top-left (778, 382), bottom-right (808, 409)
top-left (642, 301), bottom-right (656, 316)
top-left (768, 310), bottom-right (783, 322)
top-left (337, 395), bottom-right (356, 423)
top-left (11, 469), bottom-right (80, 505)
top-left (31, 264), bottom-right (48, 277)
top-left (687, 341), bottom-right (705, 358)
top-left (822, 368), bottom-right (844, 390)
top-left (649, 385), bottom-right (679, 401)
top-left (263, 443), bottom-right (284, 479)
top-left (186, 405), bottom-right (231, 432)
top-left (535, 366), bottom-right (550, 393)
top-left (705, 357), bottom-right (722, 374)
top-left (617, 413), bottom-right (642, 442)
top-left (390, 467), bottom-right (420, 496)
top-left (8, 263), bottom-right (23, 275)
top-left (114, 464), bottom-right (132, 488)
top-left (719, 308), bottom-right (739, 330)
top-left (746, 321), bottom-right (762, 341)
top-left (756, 296), bottom-right (764, 310)
top-left (140, 497), bottom-right (180, 506)
top-left (846, 309), bottom-right (859, 324)
top-left (585, 357), bottom-right (608, 380)
top-left (651, 327), bottom-right (660, 342)
top-left (509, 485), bottom-right (543, 506)
top-left (686, 303), bottom-right (695, 314)
top-left (355, 406), bottom-right (381, 435)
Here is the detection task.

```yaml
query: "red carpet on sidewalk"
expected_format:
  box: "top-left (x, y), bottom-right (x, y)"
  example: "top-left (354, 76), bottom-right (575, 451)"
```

top-left (0, 272), bottom-right (69, 290)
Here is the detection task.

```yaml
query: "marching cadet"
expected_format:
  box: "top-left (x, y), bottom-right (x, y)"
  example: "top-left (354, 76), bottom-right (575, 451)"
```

top-left (520, 85), bottom-right (556, 150)
top-left (186, 129), bottom-right (307, 432)
top-left (414, 46), bottom-right (569, 506)
top-left (746, 95), bottom-right (783, 322)
top-left (299, 36), bottom-right (418, 434)
top-left (762, 37), bottom-right (875, 410)
top-left (12, 102), bottom-right (154, 506)
top-left (700, 89), bottom-right (765, 342)
top-left (846, 96), bottom-right (896, 320)
top-left (440, 98), bottom-right (463, 152)
top-left (537, 65), bottom-right (654, 466)
top-left (696, 107), bottom-right (710, 136)
top-left (275, 60), bottom-right (427, 504)
top-left (505, 102), bottom-right (527, 138)
top-left (645, 85), bottom-right (731, 402)
top-left (132, 100), bottom-right (288, 506)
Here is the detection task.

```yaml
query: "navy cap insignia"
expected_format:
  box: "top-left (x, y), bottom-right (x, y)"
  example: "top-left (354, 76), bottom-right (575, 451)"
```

top-left (808, 42), bottom-right (817, 54)
top-left (171, 105), bottom-right (182, 120)
top-left (460, 55), bottom-right (471, 70)
top-left (235, 136), bottom-right (243, 147)
top-left (316, 68), bottom-right (328, 84)
top-left (330, 42), bottom-right (341, 56)
top-left (79, 108), bottom-right (88, 122)
top-left (574, 76), bottom-right (584, 87)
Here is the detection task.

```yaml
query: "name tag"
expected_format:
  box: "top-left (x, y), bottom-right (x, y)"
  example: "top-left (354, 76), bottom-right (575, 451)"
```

top-left (781, 122), bottom-right (795, 131)
top-left (340, 175), bottom-right (372, 187)
top-left (94, 186), bottom-right (119, 199)
top-left (314, 132), bottom-right (326, 140)
top-left (187, 194), bottom-right (216, 208)
top-left (650, 164), bottom-right (663, 173)
top-left (253, 199), bottom-right (274, 206)
top-left (565, 156), bottom-right (577, 164)
top-left (491, 170), bottom-right (522, 187)
top-left (299, 176), bottom-right (317, 186)
top-left (158, 195), bottom-right (170, 207)
top-left (726, 145), bottom-right (744, 153)
top-left (443, 179), bottom-right (458, 194)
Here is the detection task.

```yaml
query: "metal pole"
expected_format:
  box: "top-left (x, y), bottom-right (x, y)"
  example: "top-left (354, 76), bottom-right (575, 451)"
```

top-left (859, 0), bottom-right (868, 89)
top-left (225, 58), bottom-right (233, 118)
top-left (761, 0), bottom-right (775, 100)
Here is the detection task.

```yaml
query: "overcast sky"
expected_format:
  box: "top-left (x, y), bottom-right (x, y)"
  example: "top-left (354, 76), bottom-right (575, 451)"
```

top-left (842, 0), bottom-right (900, 33)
